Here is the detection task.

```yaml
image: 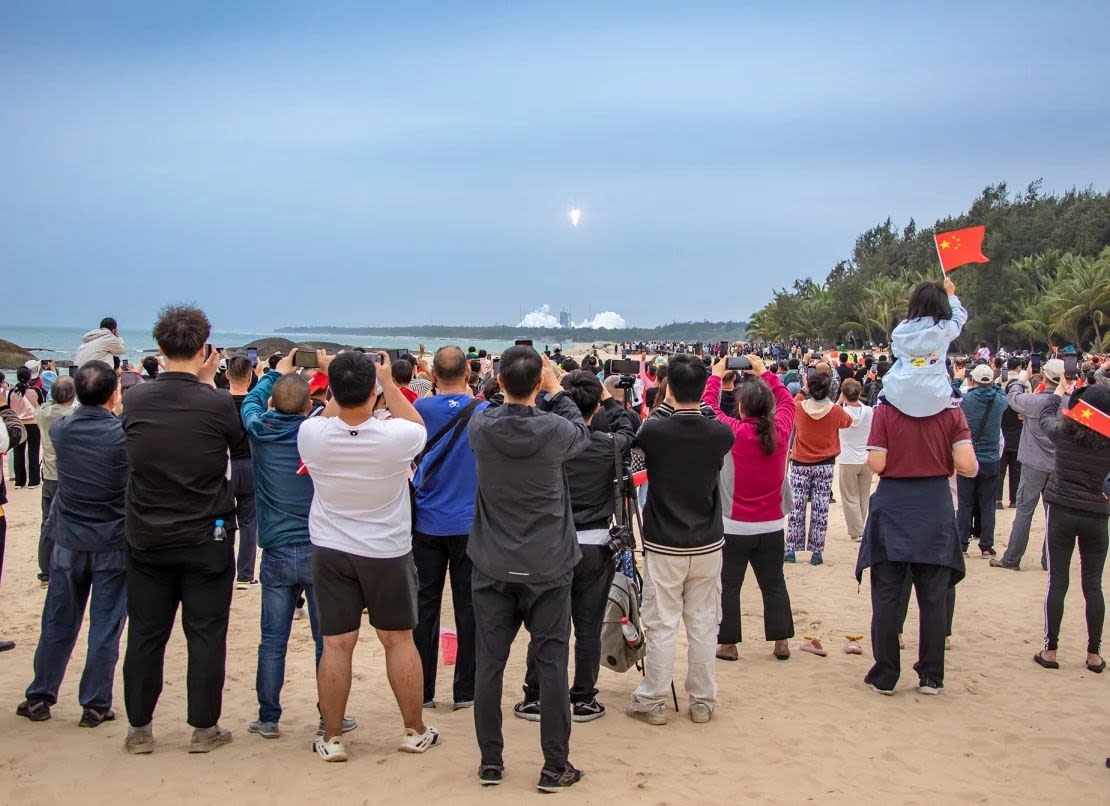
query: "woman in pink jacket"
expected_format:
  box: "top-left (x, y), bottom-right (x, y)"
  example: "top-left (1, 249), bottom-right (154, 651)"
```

top-left (703, 354), bottom-right (797, 661)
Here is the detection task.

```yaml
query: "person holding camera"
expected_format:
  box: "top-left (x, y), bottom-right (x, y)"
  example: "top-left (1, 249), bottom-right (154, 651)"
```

top-left (467, 346), bottom-right (591, 791)
top-left (628, 355), bottom-right (734, 726)
top-left (703, 353), bottom-right (796, 662)
top-left (514, 370), bottom-right (636, 724)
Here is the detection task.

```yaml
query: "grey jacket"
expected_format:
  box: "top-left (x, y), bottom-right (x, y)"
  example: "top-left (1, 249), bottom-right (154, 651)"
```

top-left (467, 392), bottom-right (592, 583)
top-left (1005, 380), bottom-right (1069, 473)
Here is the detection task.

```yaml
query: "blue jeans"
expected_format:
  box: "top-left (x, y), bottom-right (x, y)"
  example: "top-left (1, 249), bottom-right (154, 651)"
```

top-left (257, 544), bottom-right (320, 724)
top-left (26, 545), bottom-right (128, 711)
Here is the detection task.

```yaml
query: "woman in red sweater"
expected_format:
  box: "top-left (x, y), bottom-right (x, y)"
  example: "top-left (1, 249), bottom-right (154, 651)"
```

top-left (786, 371), bottom-right (852, 565)
top-left (703, 354), bottom-right (797, 661)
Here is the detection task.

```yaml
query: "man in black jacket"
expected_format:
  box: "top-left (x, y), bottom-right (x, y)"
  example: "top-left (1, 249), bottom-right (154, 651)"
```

top-left (627, 355), bottom-right (733, 727)
top-left (514, 371), bottom-right (635, 724)
top-left (120, 305), bottom-right (247, 755)
top-left (467, 346), bottom-right (591, 792)
top-left (17, 361), bottom-right (128, 728)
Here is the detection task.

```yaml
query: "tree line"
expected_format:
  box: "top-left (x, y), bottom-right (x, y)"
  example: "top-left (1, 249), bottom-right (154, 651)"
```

top-left (277, 321), bottom-right (750, 344)
top-left (746, 181), bottom-right (1110, 352)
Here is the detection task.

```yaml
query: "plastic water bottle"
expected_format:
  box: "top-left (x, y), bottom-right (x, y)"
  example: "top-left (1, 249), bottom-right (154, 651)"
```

top-left (212, 519), bottom-right (227, 543)
top-left (620, 617), bottom-right (643, 649)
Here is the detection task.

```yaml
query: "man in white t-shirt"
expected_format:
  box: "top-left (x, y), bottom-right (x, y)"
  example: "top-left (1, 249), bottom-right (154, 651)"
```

top-left (298, 351), bottom-right (439, 762)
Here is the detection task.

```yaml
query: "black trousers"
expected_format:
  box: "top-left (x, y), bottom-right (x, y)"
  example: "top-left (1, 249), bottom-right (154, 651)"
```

top-left (39, 479), bottom-right (58, 580)
top-left (866, 561), bottom-right (951, 690)
top-left (996, 450), bottom-right (1021, 506)
top-left (472, 567), bottom-right (572, 773)
top-left (957, 460), bottom-right (1000, 550)
top-left (13, 422), bottom-right (41, 487)
top-left (718, 530), bottom-right (794, 644)
top-left (896, 568), bottom-right (956, 637)
top-left (523, 544), bottom-right (615, 704)
top-left (412, 532), bottom-right (476, 704)
top-left (123, 539), bottom-right (234, 729)
top-left (1044, 505), bottom-right (1108, 655)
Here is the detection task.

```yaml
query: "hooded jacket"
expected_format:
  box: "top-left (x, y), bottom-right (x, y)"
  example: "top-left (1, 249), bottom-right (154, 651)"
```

top-left (791, 398), bottom-right (852, 463)
top-left (561, 397), bottom-right (635, 532)
top-left (241, 371), bottom-right (314, 549)
top-left (467, 392), bottom-right (591, 582)
top-left (960, 383), bottom-right (1007, 462)
top-left (1006, 379), bottom-right (1067, 472)
top-left (74, 328), bottom-right (126, 368)
top-left (882, 294), bottom-right (968, 418)
top-left (1039, 392), bottom-right (1110, 516)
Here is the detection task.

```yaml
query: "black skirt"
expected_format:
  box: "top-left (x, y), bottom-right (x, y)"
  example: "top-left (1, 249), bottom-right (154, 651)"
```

top-left (855, 476), bottom-right (966, 585)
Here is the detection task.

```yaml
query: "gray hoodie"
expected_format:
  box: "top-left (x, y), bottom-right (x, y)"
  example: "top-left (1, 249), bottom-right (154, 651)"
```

top-left (467, 392), bottom-right (591, 582)
top-left (74, 328), bottom-right (126, 368)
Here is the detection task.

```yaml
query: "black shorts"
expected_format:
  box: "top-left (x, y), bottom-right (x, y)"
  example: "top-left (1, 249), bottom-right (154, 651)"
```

top-left (310, 546), bottom-right (418, 635)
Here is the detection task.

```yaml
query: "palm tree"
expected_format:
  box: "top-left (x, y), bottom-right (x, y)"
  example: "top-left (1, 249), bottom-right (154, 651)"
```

top-left (1045, 251), bottom-right (1110, 350)
top-left (841, 275), bottom-right (912, 345)
top-left (1009, 296), bottom-right (1057, 350)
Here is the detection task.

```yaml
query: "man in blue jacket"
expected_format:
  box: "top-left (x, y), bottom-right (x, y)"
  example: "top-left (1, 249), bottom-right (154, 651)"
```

top-left (17, 361), bottom-right (128, 728)
top-left (957, 364), bottom-right (1008, 558)
top-left (241, 349), bottom-right (354, 740)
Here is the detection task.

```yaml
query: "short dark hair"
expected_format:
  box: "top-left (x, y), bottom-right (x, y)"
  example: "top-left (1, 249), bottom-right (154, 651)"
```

top-left (99, 317), bottom-right (118, 332)
top-left (152, 305), bottom-right (211, 359)
top-left (268, 353), bottom-right (282, 370)
top-left (75, 361), bottom-right (118, 406)
top-left (905, 281), bottom-right (953, 323)
top-left (141, 356), bottom-right (160, 377)
top-left (478, 349), bottom-right (487, 359)
top-left (391, 359), bottom-right (414, 385)
top-left (788, 358), bottom-right (800, 370)
top-left (560, 358), bottom-right (579, 372)
top-left (561, 370), bottom-right (603, 418)
top-left (839, 352), bottom-right (849, 363)
top-left (667, 354), bottom-right (709, 404)
top-left (327, 352), bottom-right (378, 407)
top-left (1007, 357), bottom-right (1022, 371)
top-left (433, 346), bottom-right (467, 382)
top-left (50, 376), bottom-right (76, 405)
top-left (271, 373), bottom-right (310, 414)
top-left (808, 371), bottom-right (832, 400)
top-left (227, 356), bottom-right (253, 382)
top-left (499, 345), bottom-right (543, 398)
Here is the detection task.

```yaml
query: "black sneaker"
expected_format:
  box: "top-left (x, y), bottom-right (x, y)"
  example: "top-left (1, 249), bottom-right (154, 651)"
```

top-left (79, 707), bottom-right (115, 728)
top-left (513, 699), bottom-right (541, 722)
top-left (16, 699), bottom-right (51, 722)
top-left (571, 699), bottom-right (606, 723)
top-left (478, 764), bottom-right (504, 786)
top-left (537, 764), bottom-right (583, 793)
top-left (980, 547), bottom-right (997, 558)
top-left (994, 501), bottom-right (1004, 510)
top-left (918, 677), bottom-right (944, 695)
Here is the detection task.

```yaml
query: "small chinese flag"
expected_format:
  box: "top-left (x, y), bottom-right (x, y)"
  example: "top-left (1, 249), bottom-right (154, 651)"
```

top-left (934, 225), bottom-right (989, 273)
top-left (1065, 398), bottom-right (1110, 439)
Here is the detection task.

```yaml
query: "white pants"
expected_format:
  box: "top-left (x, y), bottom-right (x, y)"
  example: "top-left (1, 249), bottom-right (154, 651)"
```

top-left (630, 550), bottom-right (723, 712)
top-left (838, 463), bottom-right (874, 540)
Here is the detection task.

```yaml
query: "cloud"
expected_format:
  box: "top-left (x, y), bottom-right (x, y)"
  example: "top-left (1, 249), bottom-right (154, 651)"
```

top-left (517, 304), bottom-right (626, 329)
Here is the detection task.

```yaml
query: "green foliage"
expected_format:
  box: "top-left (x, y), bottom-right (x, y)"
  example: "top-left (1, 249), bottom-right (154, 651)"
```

top-left (748, 181), bottom-right (1110, 350)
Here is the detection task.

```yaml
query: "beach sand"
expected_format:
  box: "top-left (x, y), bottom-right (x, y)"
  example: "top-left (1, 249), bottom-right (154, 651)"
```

top-left (0, 478), bottom-right (1106, 805)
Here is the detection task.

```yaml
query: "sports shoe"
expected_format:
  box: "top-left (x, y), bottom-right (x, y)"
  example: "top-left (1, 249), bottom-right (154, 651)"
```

top-left (989, 557), bottom-right (1019, 571)
top-left (316, 716), bottom-right (358, 735)
top-left (249, 720), bottom-right (281, 739)
top-left (478, 764), bottom-right (504, 786)
top-left (810, 552), bottom-right (824, 566)
top-left (79, 707), bottom-right (115, 728)
top-left (626, 704), bottom-right (666, 726)
top-left (313, 735), bottom-right (348, 762)
top-left (537, 763), bottom-right (583, 793)
top-left (452, 700), bottom-right (474, 712)
top-left (189, 725), bottom-right (232, 753)
top-left (918, 677), bottom-right (944, 695)
top-left (16, 699), bottom-right (51, 722)
top-left (398, 725), bottom-right (441, 754)
top-left (783, 550), bottom-right (796, 564)
top-left (571, 699), bottom-right (605, 723)
top-left (689, 703), bottom-right (712, 724)
top-left (125, 724), bottom-right (155, 754)
top-left (236, 578), bottom-right (260, 590)
top-left (422, 700), bottom-right (436, 709)
top-left (513, 699), bottom-right (541, 722)
top-left (866, 682), bottom-right (894, 696)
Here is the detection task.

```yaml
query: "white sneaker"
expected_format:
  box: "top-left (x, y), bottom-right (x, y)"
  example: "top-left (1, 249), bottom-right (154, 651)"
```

top-left (689, 703), bottom-right (712, 723)
top-left (398, 726), bottom-right (441, 754)
top-left (313, 735), bottom-right (347, 762)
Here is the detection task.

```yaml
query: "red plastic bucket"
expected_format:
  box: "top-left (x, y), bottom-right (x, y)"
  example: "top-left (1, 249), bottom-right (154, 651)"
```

top-left (440, 630), bottom-right (458, 666)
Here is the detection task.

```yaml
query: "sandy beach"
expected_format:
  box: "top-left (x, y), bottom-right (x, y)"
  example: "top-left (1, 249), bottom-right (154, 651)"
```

top-left (0, 475), bottom-right (1106, 805)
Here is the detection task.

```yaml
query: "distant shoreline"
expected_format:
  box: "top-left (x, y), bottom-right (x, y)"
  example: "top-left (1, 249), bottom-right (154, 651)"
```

top-left (277, 321), bottom-right (749, 342)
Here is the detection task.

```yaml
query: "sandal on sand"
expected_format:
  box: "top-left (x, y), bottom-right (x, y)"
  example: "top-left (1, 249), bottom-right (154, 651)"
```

top-left (844, 635), bottom-right (864, 655)
top-left (1033, 651), bottom-right (1060, 670)
top-left (800, 637), bottom-right (827, 657)
top-left (773, 643), bottom-right (790, 660)
top-left (1087, 657), bottom-right (1106, 674)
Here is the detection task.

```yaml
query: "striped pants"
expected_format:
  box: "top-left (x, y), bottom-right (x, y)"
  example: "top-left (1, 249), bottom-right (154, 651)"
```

top-left (786, 464), bottom-right (835, 554)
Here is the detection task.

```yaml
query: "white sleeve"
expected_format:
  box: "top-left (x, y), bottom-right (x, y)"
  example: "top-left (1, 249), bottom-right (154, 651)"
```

top-left (296, 417), bottom-right (325, 468)
top-left (385, 419), bottom-right (427, 462)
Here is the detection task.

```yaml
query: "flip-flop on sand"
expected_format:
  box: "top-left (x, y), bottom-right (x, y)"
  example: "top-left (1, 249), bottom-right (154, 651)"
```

top-left (844, 635), bottom-right (864, 655)
top-left (800, 636), bottom-right (827, 657)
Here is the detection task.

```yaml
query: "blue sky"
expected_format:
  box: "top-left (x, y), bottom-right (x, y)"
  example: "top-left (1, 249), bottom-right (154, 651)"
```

top-left (3, 1), bottom-right (1109, 330)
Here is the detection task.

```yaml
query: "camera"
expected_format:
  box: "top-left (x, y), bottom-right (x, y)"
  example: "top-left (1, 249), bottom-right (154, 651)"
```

top-left (609, 358), bottom-right (640, 390)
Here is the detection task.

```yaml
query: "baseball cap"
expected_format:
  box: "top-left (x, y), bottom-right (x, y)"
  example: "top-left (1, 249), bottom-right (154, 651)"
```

top-left (970, 364), bottom-right (994, 384)
top-left (1042, 358), bottom-right (1064, 382)
top-left (24, 359), bottom-right (41, 380)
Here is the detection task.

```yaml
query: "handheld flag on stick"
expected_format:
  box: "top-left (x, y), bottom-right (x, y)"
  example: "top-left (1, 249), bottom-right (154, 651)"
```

top-left (1064, 398), bottom-right (1110, 439)
top-left (934, 226), bottom-right (989, 273)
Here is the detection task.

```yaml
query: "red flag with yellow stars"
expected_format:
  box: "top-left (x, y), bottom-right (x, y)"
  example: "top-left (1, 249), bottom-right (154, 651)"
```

top-left (934, 226), bottom-right (989, 273)
top-left (1065, 398), bottom-right (1110, 439)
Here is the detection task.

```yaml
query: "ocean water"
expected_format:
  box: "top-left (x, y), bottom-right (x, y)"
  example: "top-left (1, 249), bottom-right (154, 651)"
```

top-left (0, 325), bottom-right (525, 371)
